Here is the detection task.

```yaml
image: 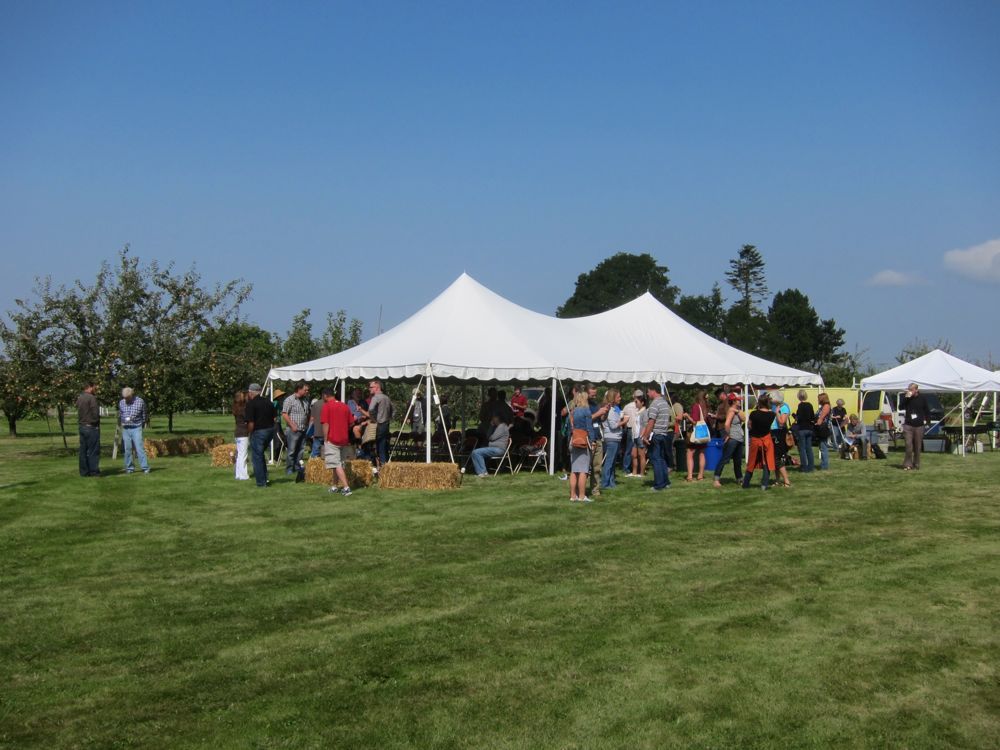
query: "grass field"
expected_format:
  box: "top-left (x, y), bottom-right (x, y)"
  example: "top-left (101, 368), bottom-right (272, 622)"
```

top-left (2, 415), bottom-right (999, 748)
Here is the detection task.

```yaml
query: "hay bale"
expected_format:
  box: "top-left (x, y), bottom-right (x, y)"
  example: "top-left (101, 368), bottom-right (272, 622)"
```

top-left (212, 443), bottom-right (237, 467)
top-left (378, 462), bottom-right (461, 490)
top-left (143, 435), bottom-right (225, 458)
top-left (304, 457), bottom-right (374, 488)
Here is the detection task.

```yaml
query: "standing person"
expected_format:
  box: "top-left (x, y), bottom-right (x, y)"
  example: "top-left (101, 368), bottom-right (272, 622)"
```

top-left (320, 387), bottom-right (355, 496)
top-left (76, 381), bottom-right (101, 477)
top-left (233, 390), bottom-right (250, 481)
top-left (713, 393), bottom-right (745, 487)
top-left (281, 381), bottom-right (311, 474)
top-left (683, 390), bottom-right (710, 481)
top-left (117, 387), bottom-right (150, 474)
top-left (586, 384), bottom-right (610, 498)
top-left (510, 385), bottom-right (528, 420)
top-left (621, 389), bottom-right (643, 477)
top-left (641, 383), bottom-right (673, 491)
top-left (470, 415), bottom-right (509, 477)
top-left (245, 383), bottom-right (277, 488)
top-left (567, 391), bottom-right (593, 502)
top-left (671, 397), bottom-right (684, 470)
top-left (831, 398), bottom-right (848, 449)
top-left (794, 390), bottom-right (816, 472)
top-left (769, 391), bottom-right (793, 487)
top-left (901, 382), bottom-right (931, 470)
top-left (600, 389), bottom-right (623, 489)
top-left (363, 379), bottom-right (392, 470)
top-left (742, 394), bottom-right (776, 490)
top-left (814, 393), bottom-right (833, 471)
top-left (309, 393), bottom-right (325, 458)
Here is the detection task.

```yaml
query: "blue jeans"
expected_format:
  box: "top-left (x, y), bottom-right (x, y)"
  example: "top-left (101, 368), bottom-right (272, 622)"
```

top-left (121, 426), bottom-right (149, 472)
top-left (623, 433), bottom-right (634, 474)
top-left (798, 430), bottom-right (814, 472)
top-left (311, 437), bottom-right (324, 458)
top-left (601, 439), bottom-right (620, 488)
top-left (471, 446), bottom-right (503, 475)
top-left (648, 433), bottom-right (671, 490)
top-left (78, 425), bottom-right (101, 476)
top-left (742, 466), bottom-right (770, 489)
top-left (818, 436), bottom-right (829, 470)
top-left (713, 438), bottom-right (743, 481)
top-left (285, 429), bottom-right (306, 471)
top-left (250, 427), bottom-right (274, 486)
top-left (375, 423), bottom-right (390, 466)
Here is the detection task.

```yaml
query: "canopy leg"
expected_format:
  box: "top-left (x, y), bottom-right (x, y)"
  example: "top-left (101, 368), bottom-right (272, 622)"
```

top-left (425, 367), bottom-right (432, 464)
top-left (549, 376), bottom-right (557, 475)
top-left (961, 390), bottom-right (966, 456)
top-left (429, 373), bottom-right (454, 464)
top-left (389, 374), bottom-right (422, 463)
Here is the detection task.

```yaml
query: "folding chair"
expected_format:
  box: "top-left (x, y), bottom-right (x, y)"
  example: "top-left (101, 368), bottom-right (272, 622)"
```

top-left (515, 436), bottom-right (548, 474)
top-left (487, 438), bottom-right (514, 476)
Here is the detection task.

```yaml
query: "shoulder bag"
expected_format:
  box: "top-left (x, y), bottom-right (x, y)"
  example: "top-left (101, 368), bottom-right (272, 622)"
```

top-left (569, 411), bottom-right (591, 450)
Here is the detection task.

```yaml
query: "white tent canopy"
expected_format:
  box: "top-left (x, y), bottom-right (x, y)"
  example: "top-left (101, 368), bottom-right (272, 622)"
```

top-left (268, 273), bottom-right (821, 386)
top-left (859, 349), bottom-right (1000, 457)
top-left (859, 349), bottom-right (1000, 393)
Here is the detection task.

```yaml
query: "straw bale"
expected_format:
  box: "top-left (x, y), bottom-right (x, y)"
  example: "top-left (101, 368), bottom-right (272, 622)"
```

top-left (378, 462), bottom-right (461, 490)
top-left (143, 435), bottom-right (225, 458)
top-left (211, 443), bottom-right (237, 467)
top-left (303, 457), bottom-right (374, 488)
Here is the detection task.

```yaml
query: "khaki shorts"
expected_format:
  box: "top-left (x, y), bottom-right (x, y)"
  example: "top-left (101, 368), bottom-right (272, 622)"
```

top-left (324, 442), bottom-right (345, 469)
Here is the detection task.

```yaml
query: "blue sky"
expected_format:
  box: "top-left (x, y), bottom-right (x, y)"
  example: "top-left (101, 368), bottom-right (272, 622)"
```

top-left (2, 1), bottom-right (998, 370)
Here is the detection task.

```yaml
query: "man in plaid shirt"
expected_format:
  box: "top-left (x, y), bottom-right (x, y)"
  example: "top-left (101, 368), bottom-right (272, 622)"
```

top-left (118, 387), bottom-right (150, 474)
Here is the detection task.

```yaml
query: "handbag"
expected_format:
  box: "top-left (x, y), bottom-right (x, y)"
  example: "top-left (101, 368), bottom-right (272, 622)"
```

top-left (362, 422), bottom-right (377, 444)
top-left (690, 420), bottom-right (711, 445)
top-left (569, 411), bottom-right (591, 450)
top-left (784, 431), bottom-right (796, 448)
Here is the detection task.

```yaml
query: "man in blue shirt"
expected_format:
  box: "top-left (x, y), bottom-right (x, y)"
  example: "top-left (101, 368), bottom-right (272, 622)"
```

top-left (587, 383), bottom-right (610, 498)
top-left (118, 387), bottom-right (150, 474)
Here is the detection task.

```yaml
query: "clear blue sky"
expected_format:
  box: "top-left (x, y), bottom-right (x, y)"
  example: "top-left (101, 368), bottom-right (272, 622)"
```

top-left (2, 1), bottom-right (998, 370)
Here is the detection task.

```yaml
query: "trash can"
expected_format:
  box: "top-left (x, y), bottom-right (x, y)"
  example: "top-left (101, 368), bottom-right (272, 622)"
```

top-left (704, 438), bottom-right (725, 472)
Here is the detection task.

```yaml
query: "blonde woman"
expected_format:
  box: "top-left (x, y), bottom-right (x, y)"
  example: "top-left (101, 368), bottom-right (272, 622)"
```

top-left (568, 391), bottom-right (594, 502)
top-left (683, 390), bottom-right (710, 481)
top-left (600, 389), bottom-right (623, 489)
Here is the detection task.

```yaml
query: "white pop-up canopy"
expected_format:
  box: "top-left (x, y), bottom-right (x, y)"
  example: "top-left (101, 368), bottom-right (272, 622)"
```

top-left (860, 349), bottom-right (1000, 456)
top-left (860, 349), bottom-right (1000, 393)
top-left (267, 273), bottom-right (822, 469)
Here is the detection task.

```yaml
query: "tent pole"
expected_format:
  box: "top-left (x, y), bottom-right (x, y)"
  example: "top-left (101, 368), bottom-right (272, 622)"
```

top-left (461, 384), bottom-right (467, 435)
top-left (994, 392), bottom-right (997, 451)
top-left (425, 365), bottom-right (432, 464)
top-left (429, 373), bottom-right (454, 464)
top-left (745, 382), bottom-right (754, 470)
top-left (340, 379), bottom-right (346, 402)
top-left (268, 376), bottom-right (274, 465)
top-left (389, 375), bottom-right (421, 463)
top-left (549, 375), bottom-right (557, 475)
top-left (961, 390), bottom-right (966, 457)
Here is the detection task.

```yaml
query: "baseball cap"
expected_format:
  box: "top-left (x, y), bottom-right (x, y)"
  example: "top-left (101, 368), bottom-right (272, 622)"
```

top-left (248, 383), bottom-right (262, 393)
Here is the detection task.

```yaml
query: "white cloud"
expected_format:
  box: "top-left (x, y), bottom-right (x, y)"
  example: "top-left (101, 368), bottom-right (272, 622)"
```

top-left (943, 238), bottom-right (1000, 283)
top-left (866, 269), bottom-right (924, 287)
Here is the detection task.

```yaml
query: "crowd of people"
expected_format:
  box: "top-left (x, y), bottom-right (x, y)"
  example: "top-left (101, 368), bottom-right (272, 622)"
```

top-left (74, 378), bottom-right (936, 496)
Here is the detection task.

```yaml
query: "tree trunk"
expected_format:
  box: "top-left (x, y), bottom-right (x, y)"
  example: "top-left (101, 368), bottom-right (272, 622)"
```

top-left (168, 410), bottom-right (174, 433)
top-left (57, 403), bottom-right (69, 449)
top-left (7, 414), bottom-right (16, 437)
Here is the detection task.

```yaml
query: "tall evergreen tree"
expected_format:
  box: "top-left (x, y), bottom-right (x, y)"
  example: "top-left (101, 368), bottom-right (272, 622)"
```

top-left (725, 244), bottom-right (769, 311)
top-left (675, 283), bottom-right (726, 339)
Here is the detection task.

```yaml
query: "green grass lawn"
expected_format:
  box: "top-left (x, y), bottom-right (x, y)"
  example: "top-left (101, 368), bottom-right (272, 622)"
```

top-left (2, 416), bottom-right (999, 749)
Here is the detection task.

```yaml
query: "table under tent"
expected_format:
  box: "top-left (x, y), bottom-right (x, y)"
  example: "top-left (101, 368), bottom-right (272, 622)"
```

top-left (266, 273), bottom-right (822, 472)
top-left (859, 350), bottom-right (1000, 455)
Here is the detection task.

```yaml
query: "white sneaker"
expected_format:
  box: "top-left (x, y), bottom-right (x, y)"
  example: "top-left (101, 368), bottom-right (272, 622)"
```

top-left (581, 496), bottom-right (592, 503)
top-left (559, 473), bottom-right (569, 481)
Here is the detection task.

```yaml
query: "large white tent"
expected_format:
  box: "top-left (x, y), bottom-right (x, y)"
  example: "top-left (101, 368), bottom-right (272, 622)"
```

top-left (267, 273), bottom-right (822, 470)
top-left (269, 273), bottom-right (820, 385)
top-left (859, 349), bottom-right (1000, 455)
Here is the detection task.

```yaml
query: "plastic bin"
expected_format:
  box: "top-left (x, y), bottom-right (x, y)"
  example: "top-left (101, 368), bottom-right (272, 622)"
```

top-left (704, 438), bottom-right (725, 472)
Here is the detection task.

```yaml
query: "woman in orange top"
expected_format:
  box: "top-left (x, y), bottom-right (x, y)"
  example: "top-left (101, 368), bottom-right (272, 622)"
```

top-left (742, 394), bottom-right (776, 490)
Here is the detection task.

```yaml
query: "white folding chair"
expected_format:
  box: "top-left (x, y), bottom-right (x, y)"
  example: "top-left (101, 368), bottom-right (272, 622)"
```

top-left (515, 437), bottom-right (548, 474)
top-left (488, 438), bottom-right (514, 476)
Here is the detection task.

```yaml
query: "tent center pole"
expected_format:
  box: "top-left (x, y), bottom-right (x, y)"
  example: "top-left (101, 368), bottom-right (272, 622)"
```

top-left (961, 390), bottom-right (966, 457)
